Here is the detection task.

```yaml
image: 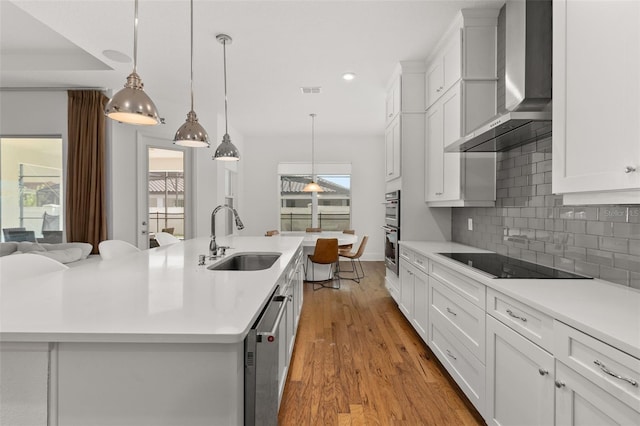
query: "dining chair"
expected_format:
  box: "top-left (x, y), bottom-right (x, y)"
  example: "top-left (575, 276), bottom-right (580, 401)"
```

top-left (154, 232), bottom-right (180, 246)
top-left (265, 230), bottom-right (280, 236)
top-left (0, 253), bottom-right (69, 282)
top-left (161, 227), bottom-right (175, 235)
top-left (338, 229), bottom-right (355, 253)
top-left (306, 238), bottom-right (340, 290)
top-left (339, 235), bottom-right (368, 283)
top-left (98, 240), bottom-right (141, 260)
top-left (3, 229), bottom-right (36, 242)
top-left (305, 228), bottom-right (322, 233)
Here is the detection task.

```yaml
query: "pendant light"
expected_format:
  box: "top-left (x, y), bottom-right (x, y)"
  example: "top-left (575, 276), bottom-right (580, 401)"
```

top-left (303, 113), bottom-right (324, 192)
top-left (174, 0), bottom-right (209, 147)
top-left (213, 34), bottom-right (240, 161)
top-left (105, 0), bottom-right (161, 126)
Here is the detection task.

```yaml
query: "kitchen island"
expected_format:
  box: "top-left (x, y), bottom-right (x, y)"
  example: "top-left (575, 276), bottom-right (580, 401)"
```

top-left (0, 236), bottom-right (304, 426)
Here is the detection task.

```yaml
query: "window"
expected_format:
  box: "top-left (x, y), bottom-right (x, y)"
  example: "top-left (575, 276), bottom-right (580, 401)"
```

top-left (147, 148), bottom-right (185, 238)
top-left (0, 137), bottom-right (64, 242)
top-left (279, 174), bottom-right (351, 231)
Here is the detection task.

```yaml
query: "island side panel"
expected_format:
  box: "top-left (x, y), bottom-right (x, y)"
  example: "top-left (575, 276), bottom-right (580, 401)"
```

top-left (0, 342), bottom-right (50, 426)
top-left (54, 341), bottom-right (244, 426)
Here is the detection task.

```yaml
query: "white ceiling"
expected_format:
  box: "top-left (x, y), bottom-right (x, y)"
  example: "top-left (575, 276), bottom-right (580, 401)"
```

top-left (0, 0), bottom-right (503, 138)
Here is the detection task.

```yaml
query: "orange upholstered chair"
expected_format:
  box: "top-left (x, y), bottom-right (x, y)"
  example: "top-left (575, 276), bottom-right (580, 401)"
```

top-left (306, 238), bottom-right (340, 290)
top-left (339, 235), bottom-right (368, 283)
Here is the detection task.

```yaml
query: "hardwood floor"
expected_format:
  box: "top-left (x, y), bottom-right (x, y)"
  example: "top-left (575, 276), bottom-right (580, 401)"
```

top-left (278, 261), bottom-right (485, 426)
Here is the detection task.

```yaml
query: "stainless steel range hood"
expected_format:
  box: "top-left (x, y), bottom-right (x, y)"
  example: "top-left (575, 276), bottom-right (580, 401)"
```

top-left (446, 0), bottom-right (552, 153)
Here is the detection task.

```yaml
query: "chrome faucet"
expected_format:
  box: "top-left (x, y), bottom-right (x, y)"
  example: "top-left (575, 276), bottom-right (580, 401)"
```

top-left (210, 204), bottom-right (244, 256)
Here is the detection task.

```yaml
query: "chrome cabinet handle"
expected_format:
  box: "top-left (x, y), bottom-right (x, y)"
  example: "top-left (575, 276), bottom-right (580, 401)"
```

top-left (446, 307), bottom-right (457, 316)
top-left (506, 309), bottom-right (527, 322)
top-left (538, 368), bottom-right (549, 376)
top-left (445, 349), bottom-right (457, 360)
top-left (594, 360), bottom-right (639, 387)
top-left (625, 166), bottom-right (637, 173)
top-left (435, 192), bottom-right (443, 195)
top-left (555, 380), bottom-right (565, 388)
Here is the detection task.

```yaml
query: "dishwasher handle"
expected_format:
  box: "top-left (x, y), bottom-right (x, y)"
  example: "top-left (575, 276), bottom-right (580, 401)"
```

top-left (258, 295), bottom-right (288, 342)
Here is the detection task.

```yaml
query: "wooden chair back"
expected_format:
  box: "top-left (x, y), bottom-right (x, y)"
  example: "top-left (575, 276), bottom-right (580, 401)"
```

top-left (309, 238), bottom-right (338, 265)
top-left (265, 230), bottom-right (280, 236)
top-left (161, 227), bottom-right (175, 235)
top-left (306, 228), bottom-right (322, 233)
top-left (342, 229), bottom-right (355, 235)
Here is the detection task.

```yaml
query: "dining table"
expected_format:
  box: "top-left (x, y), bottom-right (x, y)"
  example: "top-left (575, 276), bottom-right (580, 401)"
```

top-left (286, 231), bottom-right (358, 281)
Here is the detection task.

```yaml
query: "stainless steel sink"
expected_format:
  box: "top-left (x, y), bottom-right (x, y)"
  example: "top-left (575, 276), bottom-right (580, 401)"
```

top-left (207, 252), bottom-right (281, 271)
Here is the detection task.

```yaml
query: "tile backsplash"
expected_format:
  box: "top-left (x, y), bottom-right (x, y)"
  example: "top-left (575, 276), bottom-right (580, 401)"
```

top-left (451, 136), bottom-right (640, 289)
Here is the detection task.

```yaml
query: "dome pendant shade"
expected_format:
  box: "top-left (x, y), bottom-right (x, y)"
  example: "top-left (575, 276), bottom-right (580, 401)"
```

top-left (213, 133), bottom-right (240, 161)
top-left (174, 110), bottom-right (210, 147)
top-left (105, 0), bottom-right (160, 126)
top-left (105, 72), bottom-right (160, 125)
top-left (303, 181), bottom-right (323, 192)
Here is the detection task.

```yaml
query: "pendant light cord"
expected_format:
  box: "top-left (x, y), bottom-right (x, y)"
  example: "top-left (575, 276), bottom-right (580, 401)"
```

top-left (133, 0), bottom-right (138, 74)
top-left (223, 39), bottom-right (229, 134)
top-left (189, 0), bottom-right (194, 111)
top-left (311, 113), bottom-right (316, 180)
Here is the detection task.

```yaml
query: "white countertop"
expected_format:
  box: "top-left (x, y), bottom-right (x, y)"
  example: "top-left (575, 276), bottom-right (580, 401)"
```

top-left (400, 241), bottom-right (640, 359)
top-left (0, 236), bottom-right (303, 344)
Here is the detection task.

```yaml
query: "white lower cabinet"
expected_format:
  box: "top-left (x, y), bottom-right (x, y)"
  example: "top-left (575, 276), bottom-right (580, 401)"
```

top-left (485, 315), bottom-right (555, 426)
top-left (399, 257), bottom-right (429, 342)
top-left (555, 361), bottom-right (640, 426)
top-left (399, 260), bottom-right (414, 320)
top-left (430, 314), bottom-right (485, 414)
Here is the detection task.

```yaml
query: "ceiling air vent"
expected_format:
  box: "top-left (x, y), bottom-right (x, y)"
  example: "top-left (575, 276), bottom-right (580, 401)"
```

top-left (300, 87), bottom-right (322, 94)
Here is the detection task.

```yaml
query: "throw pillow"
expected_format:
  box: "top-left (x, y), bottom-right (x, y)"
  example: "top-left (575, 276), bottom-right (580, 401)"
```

top-left (17, 241), bottom-right (46, 253)
top-left (40, 242), bottom-right (93, 259)
top-left (33, 248), bottom-right (84, 264)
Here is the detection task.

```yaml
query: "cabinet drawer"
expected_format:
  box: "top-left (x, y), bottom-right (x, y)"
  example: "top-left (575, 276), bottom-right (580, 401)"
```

top-left (430, 314), bottom-right (485, 414)
top-left (430, 261), bottom-right (486, 308)
top-left (413, 252), bottom-right (428, 273)
top-left (430, 277), bottom-right (485, 363)
top-left (399, 246), bottom-right (413, 262)
top-left (554, 321), bottom-right (640, 413)
top-left (486, 288), bottom-right (554, 353)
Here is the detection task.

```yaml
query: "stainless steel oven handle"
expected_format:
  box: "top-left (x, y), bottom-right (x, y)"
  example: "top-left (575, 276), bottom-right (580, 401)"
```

top-left (381, 225), bottom-right (397, 232)
top-left (258, 295), bottom-right (288, 341)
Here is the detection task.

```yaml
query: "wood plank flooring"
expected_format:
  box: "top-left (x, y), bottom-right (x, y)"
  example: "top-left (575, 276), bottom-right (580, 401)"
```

top-left (278, 261), bottom-right (485, 426)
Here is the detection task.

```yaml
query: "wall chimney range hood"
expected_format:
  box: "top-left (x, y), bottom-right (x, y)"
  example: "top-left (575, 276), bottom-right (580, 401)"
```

top-left (446, 0), bottom-right (552, 153)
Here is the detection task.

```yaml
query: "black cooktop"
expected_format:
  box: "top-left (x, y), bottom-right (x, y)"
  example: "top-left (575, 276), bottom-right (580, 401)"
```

top-left (438, 252), bottom-right (592, 279)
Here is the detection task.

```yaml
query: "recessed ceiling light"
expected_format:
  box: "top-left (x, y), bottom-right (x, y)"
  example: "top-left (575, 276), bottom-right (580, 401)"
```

top-left (102, 49), bottom-right (132, 64)
top-left (342, 72), bottom-right (356, 81)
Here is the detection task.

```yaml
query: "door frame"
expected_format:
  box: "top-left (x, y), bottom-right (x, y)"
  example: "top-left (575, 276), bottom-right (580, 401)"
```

top-left (136, 133), bottom-right (194, 249)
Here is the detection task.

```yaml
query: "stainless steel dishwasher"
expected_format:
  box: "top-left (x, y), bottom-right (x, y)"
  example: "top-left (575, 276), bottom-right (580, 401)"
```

top-left (244, 286), bottom-right (289, 426)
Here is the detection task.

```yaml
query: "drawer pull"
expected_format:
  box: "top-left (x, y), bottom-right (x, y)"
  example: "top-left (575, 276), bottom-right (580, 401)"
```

top-left (594, 360), bottom-right (639, 387)
top-left (445, 349), bottom-right (457, 360)
top-left (538, 369), bottom-right (549, 376)
top-left (555, 380), bottom-right (565, 388)
top-left (446, 307), bottom-right (457, 316)
top-left (506, 309), bottom-right (527, 322)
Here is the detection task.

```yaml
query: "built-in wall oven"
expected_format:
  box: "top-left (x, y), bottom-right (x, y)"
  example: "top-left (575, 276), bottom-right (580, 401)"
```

top-left (383, 190), bottom-right (400, 275)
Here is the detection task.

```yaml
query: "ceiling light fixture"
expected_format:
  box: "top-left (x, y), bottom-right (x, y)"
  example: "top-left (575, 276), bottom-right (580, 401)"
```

top-left (174, 0), bottom-right (209, 147)
top-left (213, 34), bottom-right (240, 161)
top-left (104, 0), bottom-right (161, 126)
top-left (342, 72), bottom-right (356, 81)
top-left (303, 113), bottom-right (323, 192)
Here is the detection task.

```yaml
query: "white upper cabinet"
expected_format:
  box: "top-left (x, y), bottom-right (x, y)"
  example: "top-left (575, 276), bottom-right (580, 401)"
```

top-left (553, 0), bottom-right (640, 204)
top-left (385, 117), bottom-right (401, 181)
top-left (424, 9), bottom-right (498, 207)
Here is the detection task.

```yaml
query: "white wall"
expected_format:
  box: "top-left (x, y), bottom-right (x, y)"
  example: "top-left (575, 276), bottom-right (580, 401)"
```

top-left (241, 133), bottom-right (385, 260)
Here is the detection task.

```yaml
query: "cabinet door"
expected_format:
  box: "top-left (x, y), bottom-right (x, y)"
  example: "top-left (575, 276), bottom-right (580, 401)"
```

top-left (386, 76), bottom-right (401, 125)
top-left (385, 118), bottom-right (401, 181)
top-left (441, 85), bottom-right (462, 201)
top-left (411, 270), bottom-right (429, 342)
top-left (486, 315), bottom-right (555, 426)
top-left (555, 361), bottom-right (640, 426)
top-left (426, 102), bottom-right (444, 202)
top-left (399, 261), bottom-right (414, 321)
top-left (553, 0), bottom-right (640, 197)
top-left (441, 29), bottom-right (462, 93)
top-left (426, 60), bottom-right (444, 109)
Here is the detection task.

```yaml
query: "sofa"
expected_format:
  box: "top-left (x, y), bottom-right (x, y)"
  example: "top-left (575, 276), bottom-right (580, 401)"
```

top-left (0, 241), bottom-right (97, 267)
